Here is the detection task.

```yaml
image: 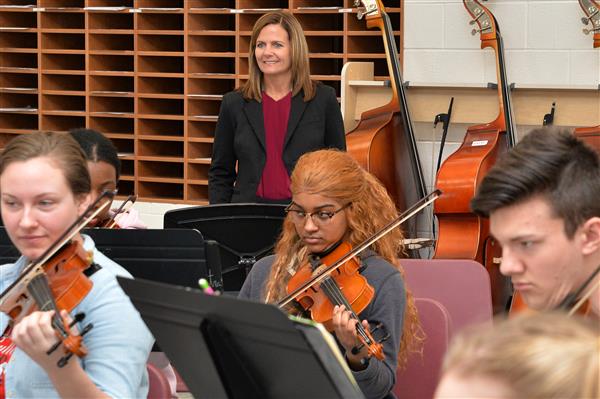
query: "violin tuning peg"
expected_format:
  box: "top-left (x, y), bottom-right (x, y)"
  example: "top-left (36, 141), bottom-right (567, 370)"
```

top-left (582, 16), bottom-right (590, 25)
top-left (471, 28), bottom-right (478, 36)
top-left (353, 0), bottom-right (361, 7)
top-left (57, 353), bottom-right (74, 368)
top-left (356, 8), bottom-right (365, 20)
top-left (80, 323), bottom-right (93, 337)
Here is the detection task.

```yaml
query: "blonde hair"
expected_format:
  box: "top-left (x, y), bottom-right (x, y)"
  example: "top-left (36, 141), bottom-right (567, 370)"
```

top-left (442, 312), bottom-right (600, 399)
top-left (241, 10), bottom-right (315, 102)
top-left (263, 149), bottom-right (420, 367)
top-left (0, 131), bottom-right (91, 197)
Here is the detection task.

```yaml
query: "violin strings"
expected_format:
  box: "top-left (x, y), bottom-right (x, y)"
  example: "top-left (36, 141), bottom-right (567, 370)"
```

top-left (27, 274), bottom-right (68, 337)
top-left (319, 276), bottom-right (372, 344)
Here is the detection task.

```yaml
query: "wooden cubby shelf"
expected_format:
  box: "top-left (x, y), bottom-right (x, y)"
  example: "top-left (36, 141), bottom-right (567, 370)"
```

top-left (0, 0), bottom-right (402, 204)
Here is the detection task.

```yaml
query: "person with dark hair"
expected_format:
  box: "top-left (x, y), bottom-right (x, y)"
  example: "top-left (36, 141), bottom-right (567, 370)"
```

top-left (471, 127), bottom-right (600, 314)
top-left (208, 10), bottom-right (346, 204)
top-left (0, 131), bottom-right (153, 397)
top-left (69, 128), bottom-right (145, 229)
top-left (239, 149), bottom-right (421, 399)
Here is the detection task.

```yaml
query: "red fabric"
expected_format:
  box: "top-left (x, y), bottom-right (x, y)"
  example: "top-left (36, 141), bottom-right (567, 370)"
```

top-left (0, 330), bottom-right (16, 399)
top-left (256, 92), bottom-right (292, 200)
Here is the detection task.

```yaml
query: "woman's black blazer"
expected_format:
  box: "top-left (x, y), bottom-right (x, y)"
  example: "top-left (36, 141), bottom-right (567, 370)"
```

top-left (208, 84), bottom-right (346, 203)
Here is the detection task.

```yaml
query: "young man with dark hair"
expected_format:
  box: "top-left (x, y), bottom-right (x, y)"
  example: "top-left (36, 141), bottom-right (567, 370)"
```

top-left (471, 127), bottom-right (600, 314)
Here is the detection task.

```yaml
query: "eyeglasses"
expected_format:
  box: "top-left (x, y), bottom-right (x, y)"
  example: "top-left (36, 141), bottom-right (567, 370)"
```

top-left (285, 202), bottom-right (351, 226)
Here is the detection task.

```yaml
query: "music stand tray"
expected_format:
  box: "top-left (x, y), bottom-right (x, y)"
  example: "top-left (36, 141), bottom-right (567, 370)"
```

top-left (118, 277), bottom-right (364, 399)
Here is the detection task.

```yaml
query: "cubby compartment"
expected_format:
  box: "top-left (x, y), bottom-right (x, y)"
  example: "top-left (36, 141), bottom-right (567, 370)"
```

top-left (188, 0), bottom-right (235, 8)
top-left (42, 53), bottom-right (85, 71)
top-left (310, 58), bottom-right (344, 76)
top-left (138, 13), bottom-right (183, 31)
top-left (0, 113), bottom-right (37, 131)
top-left (188, 35), bottom-right (235, 53)
top-left (138, 98), bottom-right (184, 116)
top-left (40, 115), bottom-right (85, 132)
top-left (139, 160), bottom-right (183, 178)
top-left (87, 0), bottom-right (133, 7)
top-left (188, 142), bottom-right (212, 159)
top-left (89, 75), bottom-right (134, 93)
top-left (41, 33), bottom-right (85, 50)
top-left (89, 34), bottom-right (134, 51)
top-left (109, 137), bottom-right (134, 155)
top-left (138, 56), bottom-right (183, 73)
top-left (138, 118), bottom-right (183, 137)
top-left (188, 14), bottom-right (235, 31)
top-left (0, 32), bottom-right (36, 48)
top-left (306, 35), bottom-right (343, 54)
top-left (0, 92), bottom-right (37, 109)
top-left (138, 77), bottom-right (184, 95)
top-left (237, 0), bottom-right (287, 9)
top-left (138, 0), bottom-right (184, 8)
top-left (187, 163), bottom-right (209, 181)
top-left (294, 0), bottom-right (342, 7)
top-left (187, 184), bottom-right (208, 202)
top-left (90, 116), bottom-right (134, 135)
top-left (42, 94), bottom-right (85, 111)
top-left (138, 181), bottom-right (183, 201)
top-left (0, 10), bottom-right (36, 28)
top-left (1, 72), bottom-right (37, 89)
top-left (188, 121), bottom-right (215, 139)
top-left (138, 34), bottom-right (183, 53)
top-left (188, 99), bottom-right (220, 117)
top-left (188, 57), bottom-right (235, 75)
top-left (0, 52), bottom-right (37, 70)
top-left (89, 54), bottom-right (134, 72)
top-left (294, 13), bottom-right (343, 31)
top-left (42, 74), bottom-right (85, 91)
top-left (348, 35), bottom-right (399, 54)
top-left (39, 0), bottom-right (84, 7)
top-left (347, 56), bottom-right (390, 77)
top-left (238, 14), bottom-right (263, 32)
top-left (88, 12), bottom-right (133, 30)
top-left (188, 78), bottom-right (234, 95)
top-left (139, 139), bottom-right (183, 158)
top-left (90, 96), bottom-right (134, 114)
top-left (116, 179), bottom-right (134, 196)
top-left (41, 12), bottom-right (84, 29)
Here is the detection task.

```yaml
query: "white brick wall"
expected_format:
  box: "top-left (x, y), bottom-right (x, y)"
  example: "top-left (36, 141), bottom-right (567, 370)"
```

top-left (405, 0), bottom-right (600, 239)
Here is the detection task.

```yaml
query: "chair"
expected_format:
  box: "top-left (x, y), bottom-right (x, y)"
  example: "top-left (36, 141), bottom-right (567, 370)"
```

top-left (147, 362), bottom-right (172, 399)
top-left (394, 298), bottom-right (451, 399)
top-left (400, 259), bottom-right (493, 336)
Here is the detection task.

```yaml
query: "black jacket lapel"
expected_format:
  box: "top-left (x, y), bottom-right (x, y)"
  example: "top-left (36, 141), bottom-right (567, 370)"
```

top-left (243, 100), bottom-right (266, 151)
top-left (283, 91), bottom-right (307, 149)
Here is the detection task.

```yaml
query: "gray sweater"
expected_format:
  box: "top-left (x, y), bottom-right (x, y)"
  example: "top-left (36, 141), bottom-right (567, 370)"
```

top-left (239, 252), bottom-right (406, 399)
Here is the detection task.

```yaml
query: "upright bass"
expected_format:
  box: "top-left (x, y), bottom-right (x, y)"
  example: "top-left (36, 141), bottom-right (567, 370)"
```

top-left (575, 0), bottom-right (600, 153)
top-left (434, 0), bottom-right (515, 312)
top-left (346, 0), bottom-right (426, 239)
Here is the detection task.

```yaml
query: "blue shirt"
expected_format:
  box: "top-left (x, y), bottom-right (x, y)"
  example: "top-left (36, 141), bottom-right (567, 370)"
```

top-left (0, 235), bottom-right (154, 398)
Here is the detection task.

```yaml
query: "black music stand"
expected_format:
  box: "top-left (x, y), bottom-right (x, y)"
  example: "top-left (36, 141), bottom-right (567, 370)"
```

top-left (163, 204), bottom-right (286, 292)
top-left (119, 277), bottom-right (364, 399)
top-left (0, 227), bottom-right (20, 265)
top-left (84, 228), bottom-right (220, 289)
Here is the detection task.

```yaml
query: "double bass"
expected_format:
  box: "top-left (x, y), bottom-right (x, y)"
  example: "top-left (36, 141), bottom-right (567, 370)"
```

top-left (434, 0), bottom-right (515, 312)
top-left (347, 0), bottom-right (426, 239)
top-left (575, 0), bottom-right (600, 152)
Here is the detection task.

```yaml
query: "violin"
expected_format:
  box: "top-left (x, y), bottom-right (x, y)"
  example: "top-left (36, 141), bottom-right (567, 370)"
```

top-left (346, 0), bottom-right (426, 239)
top-left (91, 194), bottom-right (137, 229)
top-left (574, 0), bottom-right (600, 153)
top-left (0, 191), bottom-right (114, 367)
top-left (278, 190), bottom-right (440, 361)
top-left (433, 0), bottom-right (515, 313)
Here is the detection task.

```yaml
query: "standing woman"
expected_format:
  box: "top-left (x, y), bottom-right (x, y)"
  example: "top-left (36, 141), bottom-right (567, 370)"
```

top-left (209, 10), bottom-right (346, 204)
top-left (239, 149), bottom-right (420, 399)
top-left (0, 132), bottom-right (153, 397)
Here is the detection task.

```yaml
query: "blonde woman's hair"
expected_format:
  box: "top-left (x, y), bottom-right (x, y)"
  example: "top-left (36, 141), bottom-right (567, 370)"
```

top-left (441, 312), bottom-right (600, 399)
top-left (241, 10), bottom-right (315, 102)
top-left (263, 149), bottom-right (420, 367)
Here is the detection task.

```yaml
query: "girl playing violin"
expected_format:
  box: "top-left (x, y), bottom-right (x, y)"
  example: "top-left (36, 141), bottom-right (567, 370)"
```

top-left (0, 132), bottom-right (153, 397)
top-left (239, 149), bottom-right (420, 399)
top-left (69, 128), bottom-right (146, 229)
